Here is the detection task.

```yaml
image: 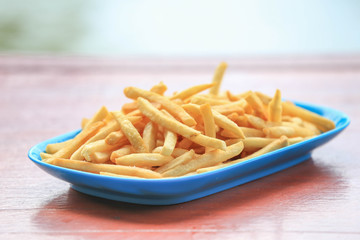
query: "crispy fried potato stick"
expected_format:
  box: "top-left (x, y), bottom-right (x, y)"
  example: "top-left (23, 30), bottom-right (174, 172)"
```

top-left (282, 101), bottom-right (335, 132)
top-left (111, 112), bottom-right (148, 153)
top-left (115, 153), bottom-right (173, 168)
top-left (245, 92), bottom-right (267, 120)
top-left (156, 150), bottom-right (195, 174)
top-left (110, 145), bottom-right (133, 162)
top-left (264, 125), bottom-right (315, 138)
top-left (137, 97), bottom-right (226, 150)
top-left (162, 141), bottom-right (244, 177)
top-left (142, 121), bottom-right (158, 152)
top-left (152, 147), bottom-right (189, 158)
top-left (268, 89), bottom-right (282, 122)
top-left (225, 137), bottom-right (276, 152)
top-left (210, 62), bottom-right (228, 95)
top-left (183, 104), bottom-right (245, 139)
top-left (200, 104), bottom-right (216, 152)
top-left (160, 110), bottom-right (178, 156)
top-left (45, 158), bottom-right (161, 179)
top-left (197, 136), bottom-right (288, 173)
top-left (83, 106), bottom-right (109, 130)
top-left (150, 81), bottom-right (167, 95)
top-left (81, 139), bottom-right (122, 163)
top-left (191, 95), bottom-right (230, 106)
top-left (53, 121), bottom-right (104, 159)
top-left (170, 83), bottom-right (214, 100)
top-left (45, 139), bottom-right (73, 154)
top-left (124, 87), bottom-right (196, 126)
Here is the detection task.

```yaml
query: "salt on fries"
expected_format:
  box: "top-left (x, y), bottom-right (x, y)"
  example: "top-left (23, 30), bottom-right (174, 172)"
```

top-left (42, 62), bottom-right (335, 179)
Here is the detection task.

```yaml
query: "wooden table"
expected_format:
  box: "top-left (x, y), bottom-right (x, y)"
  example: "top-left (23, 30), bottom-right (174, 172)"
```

top-left (1, 55), bottom-right (359, 239)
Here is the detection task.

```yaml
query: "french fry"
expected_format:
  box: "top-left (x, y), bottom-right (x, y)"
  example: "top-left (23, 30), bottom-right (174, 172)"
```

top-left (170, 83), bottom-right (214, 100)
top-left (152, 147), bottom-right (189, 158)
top-left (159, 110), bottom-right (178, 156)
top-left (156, 150), bottom-right (195, 174)
top-left (83, 106), bottom-right (109, 130)
top-left (53, 121), bottom-right (104, 159)
top-left (191, 95), bottom-right (230, 106)
top-left (111, 111), bottom-right (148, 153)
top-left (197, 136), bottom-right (288, 173)
top-left (150, 81), bottom-right (167, 95)
top-left (162, 141), bottom-right (244, 177)
top-left (137, 97), bottom-right (226, 150)
top-left (115, 153), bottom-right (173, 168)
top-left (263, 125), bottom-right (315, 138)
top-left (268, 89), bottom-right (282, 122)
top-left (142, 121), bottom-right (158, 152)
top-left (81, 139), bottom-right (123, 163)
top-left (45, 139), bottom-right (73, 154)
top-left (209, 62), bottom-right (227, 95)
top-left (45, 158), bottom-right (162, 178)
top-left (200, 103), bottom-right (216, 152)
top-left (124, 87), bottom-right (196, 126)
top-left (245, 92), bottom-right (267, 120)
top-left (183, 104), bottom-right (245, 139)
top-left (282, 101), bottom-right (335, 132)
top-left (110, 145), bottom-right (133, 162)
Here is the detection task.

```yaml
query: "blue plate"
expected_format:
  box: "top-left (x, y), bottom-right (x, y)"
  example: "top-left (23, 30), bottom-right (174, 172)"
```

top-left (28, 101), bottom-right (350, 205)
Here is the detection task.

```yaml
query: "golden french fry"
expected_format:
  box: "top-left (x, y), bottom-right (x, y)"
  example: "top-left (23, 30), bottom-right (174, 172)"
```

top-left (170, 83), bottom-right (214, 100)
top-left (152, 147), bottom-right (189, 158)
top-left (245, 92), bottom-right (267, 120)
top-left (264, 125), bottom-right (315, 138)
top-left (162, 141), bottom-right (244, 177)
top-left (115, 153), bottom-right (173, 167)
top-left (111, 111), bottom-right (148, 153)
top-left (53, 121), bottom-right (104, 159)
top-left (183, 104), bottom-right (245, 139)
top-left (156, 150), bottom-right (195, 174)
top-left (209, 62), bottom-right (227, 95)
top-left (282, 101), bottom-right (335, 132)
top-left (124, 87), bottom-right (196, 126)
top-left (40, 152), bottom-right (53, 160)
top-left (254, 91), bottom-right (272, 105)
top-left (160, 130), bottom-right (178, 156)
top-left (225, 137), bottom-right (276, 152)
top-left (177, 137), bottom-right (193, 149)
top-left (137, 97), bottom-right (226, 150)
top-left (268, 89), bottom-right (282, 122)
top-left (110, 145), bottom-right (133, 162)
top-left (45, 139), bottom-right (73, 154)
top-left (150, 81), bottom-right (167, 95)
top-left (122, 102), bottom-right (138, 114)
top-left (197, 136), bottom-right (288, 173)
top-left (142, 121), bottom-right (158, 152)
top-left (45, 158), bottom-right (161, 178)
top-left (200, 103), bottom-right (216, 152)
top-left (159, 110), bottom-right (178, 156)
top-left (190, 95), bottom-right (230, 106)
top-left (83, 106), bottom-right (109, 130)
top-left (81, 139), bottom-right (122, 163)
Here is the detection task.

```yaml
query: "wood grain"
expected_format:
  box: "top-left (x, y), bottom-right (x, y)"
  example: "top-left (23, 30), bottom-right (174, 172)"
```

top-left (0, 55), bottom-right (359, 239)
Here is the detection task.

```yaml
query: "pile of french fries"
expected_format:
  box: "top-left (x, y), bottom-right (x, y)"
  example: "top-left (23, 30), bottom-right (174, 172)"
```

top-left (42, 62), bottom-right (336, 179)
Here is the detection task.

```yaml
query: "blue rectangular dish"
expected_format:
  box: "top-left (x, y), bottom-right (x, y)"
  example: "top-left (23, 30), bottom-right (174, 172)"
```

top-left (28, 101), bottom-right (350, 205)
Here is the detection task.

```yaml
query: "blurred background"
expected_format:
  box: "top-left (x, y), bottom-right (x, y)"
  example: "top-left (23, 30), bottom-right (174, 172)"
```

top-left (1, 0), bottom-right (360, 57)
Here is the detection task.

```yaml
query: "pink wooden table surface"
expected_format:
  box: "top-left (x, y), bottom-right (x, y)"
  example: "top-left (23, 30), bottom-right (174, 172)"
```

top-left (0, 55), bottom-right (359, 239)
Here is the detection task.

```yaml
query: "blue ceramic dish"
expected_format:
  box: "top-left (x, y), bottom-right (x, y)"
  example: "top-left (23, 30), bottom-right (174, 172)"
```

top-left (28, 101), bottom-right (350, 205)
